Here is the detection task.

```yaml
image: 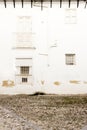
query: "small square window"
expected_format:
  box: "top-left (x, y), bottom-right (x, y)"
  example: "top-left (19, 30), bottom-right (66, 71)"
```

top-left (65, 54), bottom-right (76, 65)
top-left (22, 78), bottom-right (28, 83)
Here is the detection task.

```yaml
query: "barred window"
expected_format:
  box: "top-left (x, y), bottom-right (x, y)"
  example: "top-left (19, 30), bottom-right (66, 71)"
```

top-left (20, 66), bottom-right (29, 74)
top-left (22, 78), bottom-right (28, 83)
top-left (65, 54), bottom-right (76, 65)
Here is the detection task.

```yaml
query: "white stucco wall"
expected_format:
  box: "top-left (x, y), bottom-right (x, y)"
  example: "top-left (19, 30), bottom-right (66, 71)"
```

top-left (0, 2), bottom-right (87, 94)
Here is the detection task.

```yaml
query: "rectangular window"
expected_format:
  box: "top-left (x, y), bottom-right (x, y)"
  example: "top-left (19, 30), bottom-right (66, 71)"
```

top-left (65, 54), bottom-right (76, 65)
top-left (17, 16), bottom-right (32, 32)
top-left (15, 16), bottom-right (33, 48)
top-left (20, 66), bottom-right (29, 74)
top-left (22, 78), bottom-right (28, 83)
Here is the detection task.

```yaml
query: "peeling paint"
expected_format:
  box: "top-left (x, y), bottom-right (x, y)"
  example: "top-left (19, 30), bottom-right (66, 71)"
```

top-left (2, 80), bottom-right (15, 87)
top-left (54, 81), bottom-right (61, 86)
top-left (69, 80), bottom-right (80, 84)
top-left (83, 81), bottom-right (87, 84)
top-left (41, 80), bottom-right (45, 85)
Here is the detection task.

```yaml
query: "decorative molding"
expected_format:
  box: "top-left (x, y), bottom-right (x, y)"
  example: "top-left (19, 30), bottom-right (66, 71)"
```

top-left (39, 53), bottom-right (48, 56)
top-left (16, 58), bottom-right (32, 60)
top-left (12, 47), bottom-right (36, 49)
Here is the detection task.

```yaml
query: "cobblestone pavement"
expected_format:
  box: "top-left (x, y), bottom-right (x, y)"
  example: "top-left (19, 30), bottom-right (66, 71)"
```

top-left (0, 95), bottom-right (87, 130)
top-left (0, 106), bottom-right (42, 130)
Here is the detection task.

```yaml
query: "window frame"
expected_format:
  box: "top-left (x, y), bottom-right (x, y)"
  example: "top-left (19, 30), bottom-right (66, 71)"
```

top-left (20, 66), bottom-right (29, 75)
top-left (65, 54), bottom-right (76, 65)
top-left (22, 78), bottom-right (28, 83)
top-left (65, 9), bottom-right (77, 24)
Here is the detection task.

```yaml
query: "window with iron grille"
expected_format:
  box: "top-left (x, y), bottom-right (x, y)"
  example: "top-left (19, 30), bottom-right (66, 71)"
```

top-left (22, 78), bottom-right (28, 83)
top-left (65, 54), bottom-right (76, 65)
top-left (20, 66), bottom-right (29, 74)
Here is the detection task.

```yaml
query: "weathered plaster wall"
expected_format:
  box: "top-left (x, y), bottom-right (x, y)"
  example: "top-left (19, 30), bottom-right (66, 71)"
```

top-left (0, 4), bottom-right (87, 94)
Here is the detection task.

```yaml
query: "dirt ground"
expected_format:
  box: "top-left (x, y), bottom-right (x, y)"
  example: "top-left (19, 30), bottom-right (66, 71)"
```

top-left (0, 94), bottom-right (87, 130)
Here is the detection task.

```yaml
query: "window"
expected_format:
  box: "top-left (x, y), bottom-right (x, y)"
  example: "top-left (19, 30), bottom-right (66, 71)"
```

top-left (17, 16), bottom-right (32, 32)
top-left (65, 9), bottom-right (77, 24)
top-left (22, 78), bottom-right (28, 83)
top-left (65, 54), bottom-right (76, 65)
top-left (20, 66), bottom-right (29, 74)
top-left (15, 16), bottom-right (33, 48)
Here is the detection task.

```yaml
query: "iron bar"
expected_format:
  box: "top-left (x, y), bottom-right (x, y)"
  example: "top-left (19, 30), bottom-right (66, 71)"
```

top-left (3, 0), bottom-right (6, 7)
top-left (69, 0), bottom-right (71, 7)
top-left (13, 0), bottom-right (15, 7)
top-left (50, 0), bottom-right (52, 8)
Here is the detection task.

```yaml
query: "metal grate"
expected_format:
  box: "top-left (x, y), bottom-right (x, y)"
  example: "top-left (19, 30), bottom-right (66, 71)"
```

top-left (1, 0), bottom-right (87, 9)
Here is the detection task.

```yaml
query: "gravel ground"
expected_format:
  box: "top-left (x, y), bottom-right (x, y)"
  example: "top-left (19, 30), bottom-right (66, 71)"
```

top-left (0, 106), bottom-right (41, 130)
top-left (0, 94), bottom-right (87, 130)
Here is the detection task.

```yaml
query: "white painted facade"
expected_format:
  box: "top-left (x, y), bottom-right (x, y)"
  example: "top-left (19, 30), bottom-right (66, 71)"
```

top-left (0, 2), bottom-right (87, 94)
